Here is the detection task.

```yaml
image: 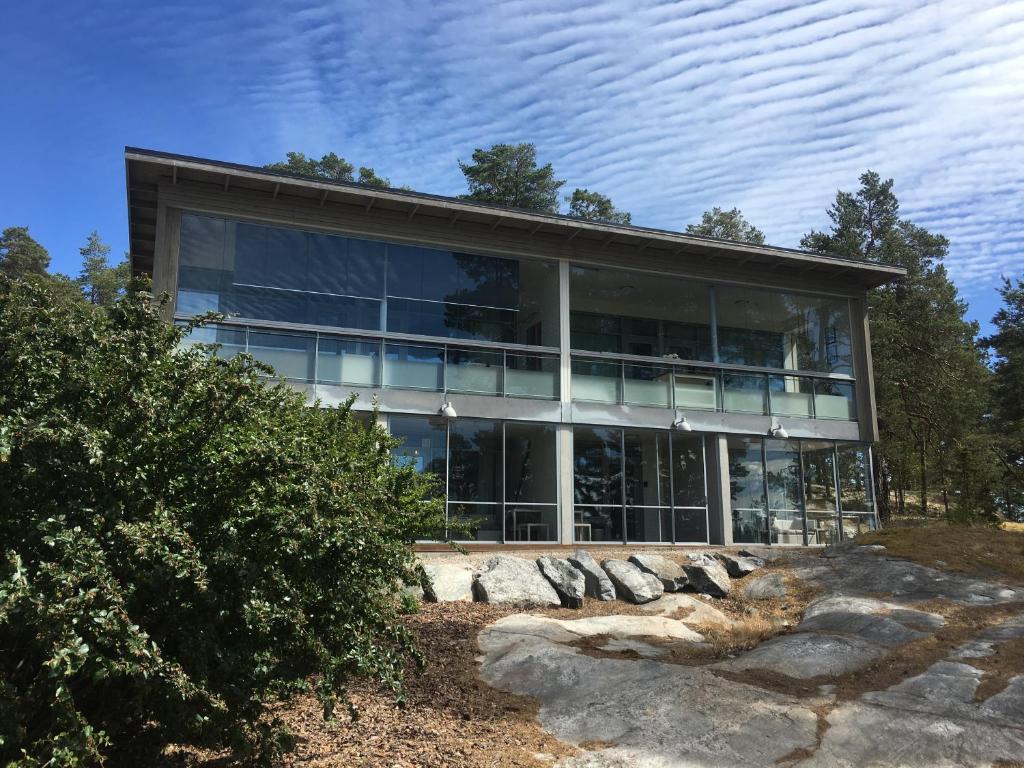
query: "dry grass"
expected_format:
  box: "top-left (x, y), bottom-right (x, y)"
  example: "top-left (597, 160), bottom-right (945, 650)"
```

top-left (858, 524), bottom-right (1024, 585)
top-left (696, 614), bottom-right (777, 655)
top-left (1003, 521), bottom-right (1024, 534)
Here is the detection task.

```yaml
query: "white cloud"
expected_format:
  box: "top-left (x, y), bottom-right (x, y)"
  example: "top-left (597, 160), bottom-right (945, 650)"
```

top-left (99, 0), bottom-right (1024, 303)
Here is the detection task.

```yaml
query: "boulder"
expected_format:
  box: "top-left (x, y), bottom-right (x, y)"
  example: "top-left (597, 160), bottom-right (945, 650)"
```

top-left (421, 562), bottom-right (475, 602)
top-left (682, 559), bottom-right (732, 598)
top-left (629, 553), bottom-right (689, 592)
top-left (537, 556), bottom-right (586, 609)
top-left (568, 549), bottom-right (616, 601)
top-left (741, 572), bottom-right (787, 600)
top-left (717, 552), bottom-right (762, 578)
top-left (473, 556), bottom-right (561, 608)
top-left (601, 559), bottom-right (663, 604)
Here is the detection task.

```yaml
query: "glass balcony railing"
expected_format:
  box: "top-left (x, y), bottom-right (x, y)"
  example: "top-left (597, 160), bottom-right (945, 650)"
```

top-left (571, 355), bottom-right (856, 421)
top-left (180, 324), bottom-right (559, 401)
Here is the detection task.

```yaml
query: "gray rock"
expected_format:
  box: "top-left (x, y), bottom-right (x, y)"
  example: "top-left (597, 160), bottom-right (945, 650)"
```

top-left (716, 632), bottom-right (884, 678)
top-left (537, 556), bottom-right (586, 609)
top-left (682, 559), bottom-right (732, 598)
top-left (568, 550), bottom-right (616, 601)
top-left (628, 553), bottom-right (688, 592)
top-left (741, 572), bottom-right (787, 600)
top-left (798, 611), bottom-right (929, 647)
top-left (601, 559), bottom-right (664, 604)
top-left (717, 552), bottom-right (762, 578)
top-left (421, 562), bottom-right (474, 602)
top-left (473, 556), bottom-right (561, 608)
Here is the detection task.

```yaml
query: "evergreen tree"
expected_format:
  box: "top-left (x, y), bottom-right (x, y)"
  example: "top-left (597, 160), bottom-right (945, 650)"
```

top-left (77, 231), bottom-right (129, 306)
top-left (459, 143), bottom-right (564, 212)
top-left (566, 188), bottom-right (631, 224)
top-left (801, 172), bottom-right (994, 521)
top-left (265, 152), bottom-right (392, 187)
top-left (985, 275), bottom-right (1024, 519)
top-left (686, 207), bottom-right (765, 244)
top-left (0, 226), bottom-right (51, 277)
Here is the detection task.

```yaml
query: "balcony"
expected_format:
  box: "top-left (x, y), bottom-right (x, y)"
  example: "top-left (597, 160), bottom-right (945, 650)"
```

top-left (570, 355), bottom-right (856, 420)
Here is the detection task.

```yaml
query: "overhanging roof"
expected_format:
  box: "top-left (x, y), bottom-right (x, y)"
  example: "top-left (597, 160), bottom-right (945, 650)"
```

top-left (125, 147), bottom-right (906, 290)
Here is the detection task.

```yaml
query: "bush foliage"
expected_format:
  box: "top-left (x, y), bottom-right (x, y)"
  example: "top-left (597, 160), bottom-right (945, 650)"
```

top-left (0, 276), bottom-right (446, 766)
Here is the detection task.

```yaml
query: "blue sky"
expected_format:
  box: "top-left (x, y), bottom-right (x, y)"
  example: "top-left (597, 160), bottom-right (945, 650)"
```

top-left (2, 0), bottom-right (1022, 334)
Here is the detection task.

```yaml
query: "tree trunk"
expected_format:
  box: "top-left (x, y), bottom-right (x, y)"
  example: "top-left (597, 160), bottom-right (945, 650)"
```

top-left (919, 436), bottom-right (928, 517)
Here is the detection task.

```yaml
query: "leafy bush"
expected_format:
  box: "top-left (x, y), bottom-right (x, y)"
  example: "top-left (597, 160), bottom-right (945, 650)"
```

top-left (0, 276), bottom-right (446, 766)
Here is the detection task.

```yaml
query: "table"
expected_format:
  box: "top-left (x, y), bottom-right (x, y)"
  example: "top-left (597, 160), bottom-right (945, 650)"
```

top-left (574, 522), bottom-right (592, 542)
top-left (515, 522), bottom-right (551, 542)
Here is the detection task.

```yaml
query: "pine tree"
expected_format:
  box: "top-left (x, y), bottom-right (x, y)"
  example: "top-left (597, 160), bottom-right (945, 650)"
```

top-left (686, 207), bottom-right (765, 244)
top-left (77, 232), bottom-right (128, 306)
top-left (801, 172), bottom-right (994, 522)
top-left (0, 226), bottom-right (51, 277)
top-left (985, 275), bottom-right (1024, 520)
top-left (459, 143), bottom-right (564, 212)
top-left (566, 188), bottom-right (631, 224)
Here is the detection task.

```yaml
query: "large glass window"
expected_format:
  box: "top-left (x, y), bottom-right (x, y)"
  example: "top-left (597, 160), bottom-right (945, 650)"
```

top-left (727, 436), bottom-right (768, 545)
top-left (837, 443), bottom-right (876, 538)
top-left (177, 213), bottom-right (385, 330)
top-left (766, 440), bottom-right (804, 545)
top-left (570, 266), bottom-right (712, 359)
top-left (803, 440), bottom-right (840, 545)
top-left (716, 285), bottom-right (852, 374)
top-left (573, 427), bottom-right (707, 544)
top-left (389, 416), bottom-right (557, 543)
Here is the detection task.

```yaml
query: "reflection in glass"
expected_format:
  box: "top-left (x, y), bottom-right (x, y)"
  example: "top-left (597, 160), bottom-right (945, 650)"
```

top-left (673, 370), bottom-right (718, 411)
top-left (505, 423), bottom-right (557, 504)
top-left (574, 506), bottom-right (622, 543)
top-left (716, 285), bottom-right (853, 374)
top-left (837, 444), bottom-right (874, 513)
top-left (766, 440), bottom-right (804, 545)
top-left (624, 430), bottom-right (670, 507)
top-left (505, 354), bottom-right (559, 399)
top-left (506, 504), bottom-right (558, 542)
top-left (623, 365), bottom-right (672, 407)
top-left (803, 441), bottom-right (840, 545)
top-left (769, 375), bottom-right (814, 419)
top-left (383, 344), bottom-right (444, 390)
top-left (570, 266), bottom-right (712, 359)
top-left (626, 507), bottom-right (672, 543)
top-left (814, 379), bottom-right (857, 420)
top-left (448, 420), bottom-right (503, 503)
top-left (728, 436), bottom-right (768, 544)
top-left (449, 502), bottom-right (502, 542)
top-left (389, 416), bottom-right (447, 490)
top-left (672, 433), bottom-right (707, 508)
top-left (722, 374), bottom-right (768, 414)
top-left (180, 324), bottom-right (246, 359)
top-left (445, 348), bottom-right (502, 395)
top-left (247, 331), bottom-right (315, 380)
top-left (316, 337), bottom-right (379, 386)
top-left (571, 359), bottom-right (621, 403)
top-left (573, 427), bottom-right (622, 506)
top-left (674, 507), bottom-right (708, 543)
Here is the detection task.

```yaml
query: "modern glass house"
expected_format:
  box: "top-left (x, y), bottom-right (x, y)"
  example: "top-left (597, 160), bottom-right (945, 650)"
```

top-left (125, 148), bottom-right (905, 547)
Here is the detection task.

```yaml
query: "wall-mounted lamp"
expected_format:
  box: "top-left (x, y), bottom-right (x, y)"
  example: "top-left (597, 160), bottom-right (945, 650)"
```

top-left (672, 412), bottom-right (693, 432)
top-left (768, 423), bottom-right (789, 439)
top-left (439, 401), bottom-right (458, 419)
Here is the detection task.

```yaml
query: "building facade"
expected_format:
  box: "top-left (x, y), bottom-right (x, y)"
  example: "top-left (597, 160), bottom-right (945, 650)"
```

top-left (126, 148), bottom-right (905, 548)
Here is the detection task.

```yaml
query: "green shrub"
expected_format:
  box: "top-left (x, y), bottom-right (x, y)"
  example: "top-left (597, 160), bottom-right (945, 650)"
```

top-left (0, 276), bottom-right (446, 766)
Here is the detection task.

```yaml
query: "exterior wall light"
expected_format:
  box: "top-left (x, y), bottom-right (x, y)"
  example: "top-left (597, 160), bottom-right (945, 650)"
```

top-left (768, 423), bottom-right (789, 439)
top-left (672, 412), bottom-right (693, 432)
top-left (439, 401), bottom-right (458, 419)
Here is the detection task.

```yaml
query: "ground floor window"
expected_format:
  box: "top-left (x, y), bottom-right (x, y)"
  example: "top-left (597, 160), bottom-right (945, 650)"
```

top-left (573, 426), bottom-right (708, 544)
top-left (728, 437), bottom-right (876, 545)
top-left (389, 415), bottom-right (557, 542)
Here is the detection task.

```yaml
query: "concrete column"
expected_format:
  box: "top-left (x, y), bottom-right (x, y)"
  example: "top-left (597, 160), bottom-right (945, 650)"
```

top-left (717, 434), bottom-right (734, 545)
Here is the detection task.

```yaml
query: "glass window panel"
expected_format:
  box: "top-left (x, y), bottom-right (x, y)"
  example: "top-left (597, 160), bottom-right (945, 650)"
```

top-left (306, 232), bottom-right (349, 296)
top-left (233, 222), bottom-right (307, 290)
top-left (671, 433), bottom-right (706, 507)
top-left (505, 504), bottom-right (558, 543)
top-left (178, 214), bottom-right (228, 314)
top-left (574, 506), bottom-right (622, 543)
top-left (345, 238), bottom-right (386, 297)
top-left (673, 370), bottom-right (718, 411)
top-left (674, 507), bottom-right (708, 543)
top-left (389, 415), bottom-right (447, 490)
top-left (769, 375), bottom-right (814, 419)
top-left (179, 325), bottom-right (246, 358)
top-left (221, 284), bottom-right (307, 325)
top-left (626, 507), bottom-right (672, 543)
top-left (623, 365), bottom-right (672, 408)
top-left (449, 502), bottom-right (502, 542)
top-left (446, 348), bottom-right (502, 395)
top-left (570, 266), bottom-right (712, 360)
top-left (571, 359), bottom-right (621, 403)
top-left (722, 374), bottom-right (768, 414)
top-left (448, 419), bottom-right (502, 503)
top-left (383, 343), bottom-right (443, 390)
top-left (716, 285), bottom-right (853, 374)
top-left (505, 354), bottom-right (559, 399)
top-left (841, 513), bottom-right (877, 539)
top-left (518, 259), bottom-right (560, 347)
top-left (766, 440), bottom-right (804, 545)
top-left (624, 430), bottom-right (670, 507)
top-left (247, 331), bottom-right (315, 380)
top-left (316, 337), bottom-right (380, 386)
top-left (306, 294), bottom-right (382, 330)
top-left (386, 297), bottom-right (516, 342)
top-left (727, 436), bottom-right (768, 544)
top-left (803, 441), bottom-right (839, 545)
top-left (837, 444), bottom-right (874, 514)
top-left (573, 427), bottom-right (622, 507)
top-left (505, 423), bottom-right (557, 504)
top-left (814, 379), bottom-right (857, 420)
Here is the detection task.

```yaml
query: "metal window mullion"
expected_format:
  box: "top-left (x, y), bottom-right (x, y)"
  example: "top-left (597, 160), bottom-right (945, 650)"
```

top-left (761, 437), bottom-right (771, 546)
top-left (668, 432), bottom-right (676, 544)
top-left (709, 285), bottom-right (720, 363)
top-left (701, 433), bottom-right (710, 545)
top-left (831, 442), bottom-right (842, 541)
top-left (764, 373), bottom-right (772, 417)
top-left (798, 440), bottom-right (809, 547)
top-left (620, 428), bottom-right (627, 544)
top-left (502, 421), bottom-right (507, 544)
